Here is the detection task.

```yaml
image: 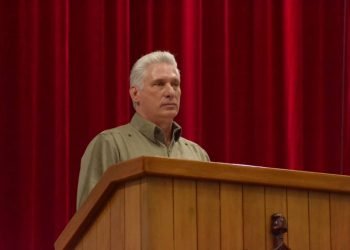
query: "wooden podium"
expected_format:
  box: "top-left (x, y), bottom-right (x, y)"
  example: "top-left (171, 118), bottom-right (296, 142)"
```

top-left (55, 157), bottom-right (350, 250)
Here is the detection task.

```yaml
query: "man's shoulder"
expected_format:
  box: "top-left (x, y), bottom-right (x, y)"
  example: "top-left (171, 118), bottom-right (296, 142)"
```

top-left (100, 123), bottom-right (134, 136)
top-left (178, 137), bottom-right (202, 148)
top-left (177, 137), bottom-right (210, 161)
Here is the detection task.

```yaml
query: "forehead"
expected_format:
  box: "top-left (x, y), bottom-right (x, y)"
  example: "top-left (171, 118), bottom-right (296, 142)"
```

top-left (144, 63), bottom-right (179, 81)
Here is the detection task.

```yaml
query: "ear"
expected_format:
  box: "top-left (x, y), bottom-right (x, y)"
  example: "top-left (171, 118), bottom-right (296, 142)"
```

top-left (129, 86), bottom-right (140, 103)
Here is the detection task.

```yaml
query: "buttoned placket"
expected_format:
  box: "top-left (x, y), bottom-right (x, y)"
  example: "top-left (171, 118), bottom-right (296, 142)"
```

top-left (157, 139), bottom-right (174, 157)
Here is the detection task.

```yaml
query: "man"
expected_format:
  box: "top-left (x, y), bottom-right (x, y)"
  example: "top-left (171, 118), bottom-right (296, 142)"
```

top-left (76, 51), bottom-right (209, 209)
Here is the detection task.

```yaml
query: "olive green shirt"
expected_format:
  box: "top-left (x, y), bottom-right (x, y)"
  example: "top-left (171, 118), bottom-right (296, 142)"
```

top-left (77, 113), bottom-right (210, 209)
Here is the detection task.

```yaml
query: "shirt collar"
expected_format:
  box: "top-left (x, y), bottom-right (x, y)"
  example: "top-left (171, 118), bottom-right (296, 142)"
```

top-left (130, 113), bottom-right (182, 144)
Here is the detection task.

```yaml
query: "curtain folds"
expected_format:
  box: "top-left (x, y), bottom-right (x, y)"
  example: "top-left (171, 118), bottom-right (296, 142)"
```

top-left (0, 0), bottom-right (349, 249)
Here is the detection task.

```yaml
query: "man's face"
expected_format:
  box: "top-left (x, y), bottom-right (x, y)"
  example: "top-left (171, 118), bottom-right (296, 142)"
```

top-left (130, 63), bottom-right (181, 125)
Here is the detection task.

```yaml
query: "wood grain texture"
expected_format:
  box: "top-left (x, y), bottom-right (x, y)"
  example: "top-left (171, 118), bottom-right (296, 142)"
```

top-left (197, 181), bottom-right (221, 250)
top-left (125, 180), bottom-right (141, 250)
top-left (143, 157), bottom-right (350, 193)
top-left (55, 158), bottom-right (145, 250)
top-left (82, 221), bottom-right (97, 250)
top-left (74, 240), bottom-right (83, 250)
top-left (330, 193), bottom-right (350, 250)
top-left (110, 186), bottom-right (125, 250)
top-left (56, 157), bottom-right (350, 249)
top-left (287, 189), bottom-right (310, 250)
top-left (55, 157), bottom-right (350, 250)
top-left (243, 185), bottom-right (266, 250)
top-left (141, 176), bottom-right (174, 250)
top-left (309, 191), bottom-right (331, 250)
top-left (173, 179), bottom-right (197, 250)
top-left (96, 203), bottom-right (111, 250)
top-left (220, 183), bottom-right (243, 250)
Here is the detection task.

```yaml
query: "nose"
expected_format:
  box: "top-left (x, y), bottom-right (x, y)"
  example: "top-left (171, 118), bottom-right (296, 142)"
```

top-left (164, 82), bottom-right (175, 98)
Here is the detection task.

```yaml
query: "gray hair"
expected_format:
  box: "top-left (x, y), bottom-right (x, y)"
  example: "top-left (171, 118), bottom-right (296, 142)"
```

top-left (130, 51), bottom-right (180, 88)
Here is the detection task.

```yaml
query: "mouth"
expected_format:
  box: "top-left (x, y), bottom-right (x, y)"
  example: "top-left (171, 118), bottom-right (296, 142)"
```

top-left (161, 103), bottom-right (178, 108)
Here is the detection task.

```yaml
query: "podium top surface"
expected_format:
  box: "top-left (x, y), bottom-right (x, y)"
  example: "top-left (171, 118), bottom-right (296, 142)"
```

top-left (107, 156), bottom-right (350, 192)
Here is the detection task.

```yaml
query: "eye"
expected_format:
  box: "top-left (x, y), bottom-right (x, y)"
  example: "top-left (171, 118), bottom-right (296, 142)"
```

top-left (153, 80), bottom-right (165, 86)
top-left (171, 80), bottom-right (180, 88)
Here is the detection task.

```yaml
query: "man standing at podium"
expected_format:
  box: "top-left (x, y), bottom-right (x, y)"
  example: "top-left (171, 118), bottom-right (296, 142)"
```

top-left (76, 51), bottom-right (210, 209)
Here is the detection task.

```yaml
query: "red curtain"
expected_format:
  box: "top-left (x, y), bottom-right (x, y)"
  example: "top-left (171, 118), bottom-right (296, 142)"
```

top-left (0, 0), bottom-right (349, 249)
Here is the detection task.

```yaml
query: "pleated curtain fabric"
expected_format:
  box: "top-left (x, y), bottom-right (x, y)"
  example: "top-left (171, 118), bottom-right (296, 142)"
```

top-left (0, 0), bottom-right (349, 249)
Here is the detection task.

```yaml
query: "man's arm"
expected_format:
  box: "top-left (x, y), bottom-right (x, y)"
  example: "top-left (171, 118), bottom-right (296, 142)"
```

top-left (76, 133), bottom-right (119, 209)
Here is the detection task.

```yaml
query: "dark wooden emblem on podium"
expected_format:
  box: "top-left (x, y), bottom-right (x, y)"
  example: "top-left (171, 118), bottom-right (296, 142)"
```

top-left (271, 213), bottom-right (290, 250)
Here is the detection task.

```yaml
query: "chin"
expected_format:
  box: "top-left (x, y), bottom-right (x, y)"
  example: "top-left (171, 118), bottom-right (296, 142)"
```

top-left (162, 111), bottom-right (178, 119)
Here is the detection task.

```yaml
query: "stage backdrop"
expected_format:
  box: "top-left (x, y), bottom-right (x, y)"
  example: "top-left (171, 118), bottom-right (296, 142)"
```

top-left (0, 0), bottom-right (349, 249)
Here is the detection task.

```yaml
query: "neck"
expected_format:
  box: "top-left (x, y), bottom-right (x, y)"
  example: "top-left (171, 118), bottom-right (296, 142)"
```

top-left (135, 112), bottom-right (174, 145)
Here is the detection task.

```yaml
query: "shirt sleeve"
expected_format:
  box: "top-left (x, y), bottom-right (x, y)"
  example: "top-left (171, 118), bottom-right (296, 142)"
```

top-left (182, 138), bottom-right (211, 162)
top-left (196, 145), bottom-right (210, 162)
top-left (76, 132), bottom-right (119, 209)
top-left (201, 148), bottom-right (210, 162)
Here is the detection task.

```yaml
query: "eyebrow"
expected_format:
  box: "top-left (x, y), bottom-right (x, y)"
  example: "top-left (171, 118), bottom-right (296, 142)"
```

top-left (152, 77), bottom-right (180, 83)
